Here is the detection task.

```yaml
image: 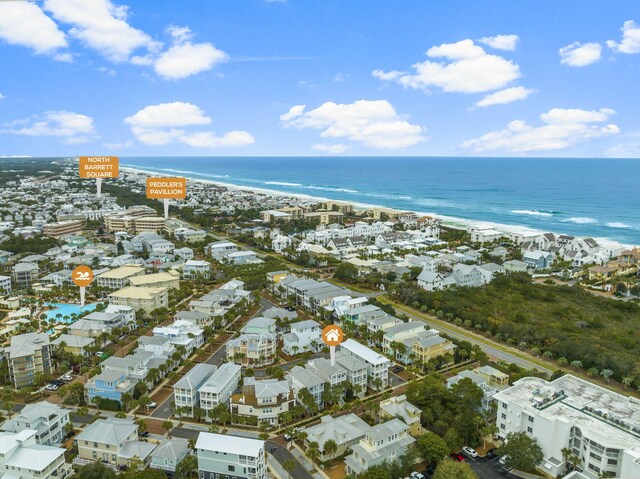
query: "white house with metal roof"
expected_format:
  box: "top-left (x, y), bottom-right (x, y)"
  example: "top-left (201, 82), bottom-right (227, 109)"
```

top-left (198, 363), bottom-right (242, 415)
top-left (1, 401), bottom-right (70, 447)
top-left (173, 363), bottom-right (217, 417)
top-left (0, 429), bottom-right (71, 479)
top-left (196, 432), bottom-right (266, 479)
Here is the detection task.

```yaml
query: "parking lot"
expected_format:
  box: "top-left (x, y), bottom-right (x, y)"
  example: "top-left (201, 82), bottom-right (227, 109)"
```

top-left (466, 456), bottom-right (518, 479)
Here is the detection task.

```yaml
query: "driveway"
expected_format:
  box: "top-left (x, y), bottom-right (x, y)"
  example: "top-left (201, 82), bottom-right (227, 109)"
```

top-left (266, 440), bottom-right (314, 479)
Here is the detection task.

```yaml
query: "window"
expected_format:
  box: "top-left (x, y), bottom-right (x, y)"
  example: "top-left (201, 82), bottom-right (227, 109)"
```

top-left (227, 465), bottom-right (235, 472)
top-left (500, 424), bottom-right (505, 430)
top-left (501, 413), bottom-right (506, 419)
top-left (502, 402), bottom-right (507, 409)
top-left (527, 427), bottom-right (533, 433)
top-left (528, 415), bottom-right (534, 422)
top-left (607, 459), bottom-right (618, 466)
top-left (588, 464), bottom-right (601, 473)
top-left (590, 452), bottom-right (602, 461)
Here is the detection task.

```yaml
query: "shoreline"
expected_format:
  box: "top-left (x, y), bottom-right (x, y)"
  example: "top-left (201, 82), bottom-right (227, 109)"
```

top-left (119, 165), bottom-right (634, 250)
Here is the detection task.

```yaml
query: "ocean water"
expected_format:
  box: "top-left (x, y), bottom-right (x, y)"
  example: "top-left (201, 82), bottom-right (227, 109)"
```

top-left (121, 157), bottom-right (640, 245)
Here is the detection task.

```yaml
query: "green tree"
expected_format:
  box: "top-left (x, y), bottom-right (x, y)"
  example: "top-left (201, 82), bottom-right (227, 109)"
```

top-left (283, 459), bottom-right (296, 479)
top-left (417, 431), bottom-right (449, 465)
top-left (432, 458), bottom-right (478, 479)
top-left (76, 462), bottom-right (117, 479)
top-left (324, 439), bottom-right (338, 461)
top-left (175, 454), bottom-right (198, 479)
top-left (162, 420), bottom-right (173, 437)
top-left (497, 432), bottom-right (544, 472)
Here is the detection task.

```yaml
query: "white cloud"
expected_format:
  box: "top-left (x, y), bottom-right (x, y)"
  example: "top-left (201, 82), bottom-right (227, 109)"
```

top-left (0, 2), bottom-right (67, 55)
top-left (373, 39), bottom-right (520, 93)
top-left (154, 41), bottom-right (227, 80)
top-left (1, 110), bottom-right (96, 144)
top-left (0, 93), bottom-right (4, 101)
top-left (607, 20), bottom-right (640, 54)
top-left (475, 86), bottom-right (534, 108)
top-left (462, 107), bottom-right (619, 153)
top-left (103, 140), bottom-right (134, 150)
top-left (333, 73), bottom-right (348, 82)
top-left (281, 99), bottom-right (426, 149)
top-left (559, 42), bottom-right (602, 67)
top-left (312, 144), bottom-right (351, 154)
top-left (44, 0), bottom-right (160, 62)
top-left (478, 34), bottom-right (519, 51)
top-left (125, 102), bottom-right (254, 148)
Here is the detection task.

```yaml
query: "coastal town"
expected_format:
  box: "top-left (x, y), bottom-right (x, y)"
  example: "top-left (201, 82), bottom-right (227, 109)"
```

top-left (0, 157), bottom-right (638, 479)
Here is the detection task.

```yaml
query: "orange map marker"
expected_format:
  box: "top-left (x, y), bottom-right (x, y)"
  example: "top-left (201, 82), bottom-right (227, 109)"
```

top-left (322, 324), bottom-right (344, 366)
top-left (79, 156), bottom-right (119, 196)
top-left (146, 177), bottom-right (187, 218)
top-left (72, 265), bottom-right (94, 307)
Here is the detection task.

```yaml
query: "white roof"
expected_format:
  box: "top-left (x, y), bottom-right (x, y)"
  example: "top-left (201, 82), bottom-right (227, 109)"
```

top-left (5, 443), bottom-right (64, 470)
top-left (195, 432), bottom-right (264, 456)
top-left (340, 339), bottom-right (390, 366)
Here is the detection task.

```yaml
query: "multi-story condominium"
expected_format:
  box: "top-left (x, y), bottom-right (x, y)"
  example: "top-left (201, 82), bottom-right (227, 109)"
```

top-left (282, 319), bottom-right (321, 356)
top-left (1, 401), bottom-right (71, 446)
top-left (108, 286), bottom-right (169, 317)
top-left (240, 317), bottom-right (276, 335)
top-left (199, 363), bottom-right (242, 415)
top-left (382, 321), bottom-right (427, 357)
top-left (411, 331), bottom-right (457, 366)
top-left (173, 364), bottom-right (217, 417)
top-left (96, 264), bottom-right (146, 289)
top-left (307, 357), bottom-right (348, 389)
top-left (137, 336), bottom-right (175, 358)
top-left (206, 241), bottom-right (238, 259)
top-left (128, 271), bottom-right (180, 289)
top-left (105, 210), bottom-right (165, 234)
top-left (335, 352), bottom-right (368, 398)
top-left (51, 334), bottom-right (96, 356)
top-left (75, 418), bottom-right (155, 467)
top-left (153, 320), bottom-right (204, 355)
top-left (8, 333), bottom-right (53, 388)
top-left (493, 375), bottom-right (640, 479)
top-left (183, 260), bottom-right (211, 279)
top-left (226, 333), bottom-right (277, 367)
top-left (365, 314), bottom-right (402, 338)
top-left (301, 414), bottom-right (371, 461)
top-left (0, 275), bottom-right (12, 293)
top-left (345, 419), bottom-right (416, 476)
top-left (11, 262), bottom-right (39, 288)
top-left (339, 339), bottom-right (390, 391)
top-left (230, 378), bottom-right (294, 426)
top-left (84, 371), bottom-right (136, 405)
top-left (0, 429), bottom-right (71, 479)
top-left (379, 395), bottom-right (423, 437)
top-left (196, 432), bottom-right (266, 479)
top-left (287, 365), bottom-right (325, 408)
top-left (42, 220), bottom-right (84, 238)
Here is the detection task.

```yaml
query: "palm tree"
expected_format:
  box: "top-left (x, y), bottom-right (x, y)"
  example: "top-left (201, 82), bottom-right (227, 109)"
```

top-left (600, 369), bottom-right (614, 383)
top-left (282, 459), bottom-right (296, 479)
top-left (622, 377), bottom-right (633, 389)
top-left (323, 439), bottom-right (338, 461)
top-left (162, 420), bottom-right (174, 437)
top-left (570, 360), bottom-right (583, 370)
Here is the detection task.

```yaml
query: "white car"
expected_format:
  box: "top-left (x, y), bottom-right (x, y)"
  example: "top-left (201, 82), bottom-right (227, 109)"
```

top-left (95, 351), bottom-right (104, 357)
top-left (60, 374), bottom-right (73, 382)
top-left (411, 472), bottom-right (426, 479)
top-left (148, 401), bottom-right (157, 408)
top-left (462, 446), bottom-right (478, 458)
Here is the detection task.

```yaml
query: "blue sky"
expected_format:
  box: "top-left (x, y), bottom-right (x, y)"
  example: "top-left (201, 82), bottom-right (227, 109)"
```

top-left (0, 0), bottom-right (639, 157)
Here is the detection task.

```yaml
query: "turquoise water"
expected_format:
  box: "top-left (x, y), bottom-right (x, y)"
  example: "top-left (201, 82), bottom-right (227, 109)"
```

top-left (44, 303), bottom-right (99, 323)
top-left (122, 157), bottom-right (640, 244)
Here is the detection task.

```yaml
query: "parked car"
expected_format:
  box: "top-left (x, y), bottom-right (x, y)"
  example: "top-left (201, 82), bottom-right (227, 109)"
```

top-left (462, 446), bottom-right (478, 458)
top-left (410, 472), bottom-right (425, 479)
top-left (392, 365), bottom-right (405, 373)
top-left (45, 383), bottom-right (59, 391)
top-left (485, 448), bottom-right (498, 459)
top-left (423, 464), bottom-right (437, 477)
top-left (450, 453), bottom-right (465, 462)
top-left (283, 434), bottom-right (292, 441)
top-left (139, 431), bottom-right (150, 438)
top-left (95, 351), bottom-right (104, 357)
top-left (72, 365), bottom-right (81, 373)
top-left (499, 455), bottom-right (512, 470)
top-left (60, 374), bottom-right (73, 382)
top-left (148, 401), bottom-right (157, 408)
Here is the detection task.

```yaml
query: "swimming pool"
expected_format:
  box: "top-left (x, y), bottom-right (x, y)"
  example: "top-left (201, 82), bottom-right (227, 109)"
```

top-left (44, 303), bottom-right (100, 323)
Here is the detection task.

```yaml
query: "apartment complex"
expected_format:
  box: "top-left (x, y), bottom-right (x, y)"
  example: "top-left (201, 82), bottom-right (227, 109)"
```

top-left (8, 333), bottom-right (53, 388)
top-left (230, 377), bottom-right (294, 426)
top-left (1, 401), bottom-right (71, 446)
top-left (108, 286), bottom-right (169, 316)
top-left (494, 375), bottom-right (640, 479)
top-left (199, 363), bottom-right (242, 415)
top-left (196, 432), bottom-right (266, 479)
top-left (42, 220), bottom-right (84, 238)
top-left (173, 363), bottom-right (217, 417)
top-left (0, 429), bottom-right (71, 479)
top-left (226, 333), bottom-right (277, 367)
top-left (96, 265), bottom-right (145, 289)
top-left (339, 339), bottom-right (390, 390)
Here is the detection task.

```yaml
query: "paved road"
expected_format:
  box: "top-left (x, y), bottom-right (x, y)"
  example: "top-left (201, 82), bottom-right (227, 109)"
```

top-left (267, 440), bottom-right (314, 479)
top-left (468, 456), bottom-right (518, 479)
top-left (150, 393), bottom-right (173, 419)
top-left (392, 303), bottom-right (553, 374)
